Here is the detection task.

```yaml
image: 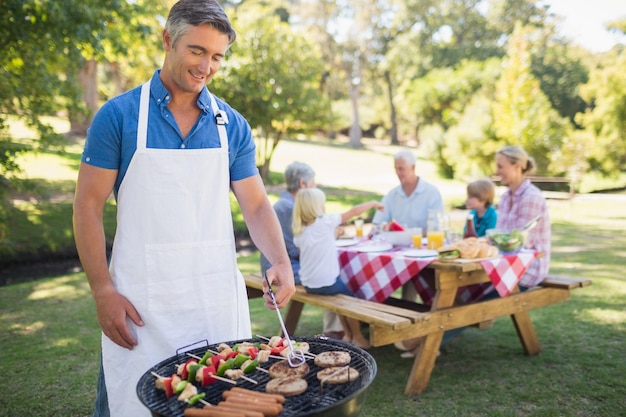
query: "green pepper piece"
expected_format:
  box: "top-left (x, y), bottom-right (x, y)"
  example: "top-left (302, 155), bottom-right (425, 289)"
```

top-left (174, 380), bottom-right (187, 394)
top-left (243, 359), bottom-right (259, 374)
top-left (186, 392), bottom-right (206, 406)
top-left (187, 363), bottom-right (202, 382)
top-left (233, 353), bottom-right (250, 368)
top-left (216, 358), bottom-right (235, 376)
top-left (199, 350), bottom-right (213, 365)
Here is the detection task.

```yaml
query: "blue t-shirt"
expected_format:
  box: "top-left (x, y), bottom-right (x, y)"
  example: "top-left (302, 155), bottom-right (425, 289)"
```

top-left (469, 205), bottom-right (498, 237)
top-left (82, 70), bottom-right (258, 197)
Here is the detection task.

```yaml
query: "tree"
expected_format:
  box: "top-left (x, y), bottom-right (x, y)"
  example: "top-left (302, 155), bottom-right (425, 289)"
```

top-left (211, 1), bottom-right (329, 179)
top-left (492, 24), bottom-right (566, 173)
top-left (576, 47), bottom-right (626, 175)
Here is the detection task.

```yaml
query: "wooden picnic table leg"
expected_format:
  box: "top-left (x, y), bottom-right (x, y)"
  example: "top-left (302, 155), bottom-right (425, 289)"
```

top-left (506, 287), bottom-right (541, 355)
top-left (404, 270), bottom-right (457, 396)
top-left (282, 300), bottom-right (305, 337)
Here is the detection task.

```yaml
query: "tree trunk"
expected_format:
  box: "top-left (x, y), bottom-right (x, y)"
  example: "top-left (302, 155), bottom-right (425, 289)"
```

top-left (69, 59), bottom-right (98, 136)
top-left (349, 81), bottom-right (362, 148)
top-left (384, 70), bottom-right (399, 145)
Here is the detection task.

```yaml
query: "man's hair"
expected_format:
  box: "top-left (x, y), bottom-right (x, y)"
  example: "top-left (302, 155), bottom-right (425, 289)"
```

top-left (394, 149), bottom-right (416, 166)
top-left (467, 178), bottom-right (495, 207)
top-left (165, 0), bottom-right (236, 48)
top-left (285, 162), bottom-right (315, 193)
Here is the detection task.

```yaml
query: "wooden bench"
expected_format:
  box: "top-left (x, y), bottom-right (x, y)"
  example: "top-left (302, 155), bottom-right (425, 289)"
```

top-left (244, 271), bottom-right (591, 395)
top-left (244, 273), bottom-right (590, 342)
top-left (244, 272), bottom-right (427, 336)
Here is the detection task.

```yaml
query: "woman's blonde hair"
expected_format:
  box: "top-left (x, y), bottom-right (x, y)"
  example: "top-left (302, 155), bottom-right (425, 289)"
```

top-left (292, 188), bottom-right (326, 236)
top-left (497, 145), bottom-right (536, 175)
top-left (467, 178), bottom-right (495, 208)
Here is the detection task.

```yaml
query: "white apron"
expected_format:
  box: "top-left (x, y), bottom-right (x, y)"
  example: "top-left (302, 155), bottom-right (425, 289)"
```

top-left (102, 80), bottom-right (251, 417)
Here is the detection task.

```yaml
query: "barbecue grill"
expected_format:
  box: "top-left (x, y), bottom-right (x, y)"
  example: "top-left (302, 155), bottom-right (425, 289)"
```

top-left (137, 336), bottom-right (377, 417)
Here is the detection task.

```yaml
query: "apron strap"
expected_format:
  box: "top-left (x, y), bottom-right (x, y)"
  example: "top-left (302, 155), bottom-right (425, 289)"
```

top-left (209, 93), bottom-right (228, 149)
top-left (137, 81), bottom-right (151, 150)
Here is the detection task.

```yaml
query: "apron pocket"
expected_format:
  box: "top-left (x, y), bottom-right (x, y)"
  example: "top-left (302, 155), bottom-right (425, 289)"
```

top-left (145, 240), bottom-right (235, 313)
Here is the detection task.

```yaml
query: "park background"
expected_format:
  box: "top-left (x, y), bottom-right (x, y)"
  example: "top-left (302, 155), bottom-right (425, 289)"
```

top-left (1, 0), bottom-right (626, 416)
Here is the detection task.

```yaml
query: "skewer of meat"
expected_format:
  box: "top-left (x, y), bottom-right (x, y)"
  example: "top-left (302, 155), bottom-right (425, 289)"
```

top-left (187, 352), bottom-right (259, 384)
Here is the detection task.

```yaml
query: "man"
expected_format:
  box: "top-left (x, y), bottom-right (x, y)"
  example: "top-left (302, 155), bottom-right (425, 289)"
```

top-left (260, 162), bottom-right (344, 338)
top-left (372, 149), bottom-right (444, 302)
top-left (372, 149), bottom-right (444, 231)
top-left (72, 1), bottom-right (294, 415)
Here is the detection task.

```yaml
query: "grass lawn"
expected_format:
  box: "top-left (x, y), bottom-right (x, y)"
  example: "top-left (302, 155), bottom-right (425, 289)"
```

top-left (1, 123), bottom-right (625, 416)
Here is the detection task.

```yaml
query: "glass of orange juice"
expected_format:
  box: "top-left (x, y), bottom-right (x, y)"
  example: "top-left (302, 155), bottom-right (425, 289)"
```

top-left (411, 227), bottom-right (423, 248)
top-left (354, 219), bottom-right (364, 238)
top-left (427, 231), bottom-right (445, 249)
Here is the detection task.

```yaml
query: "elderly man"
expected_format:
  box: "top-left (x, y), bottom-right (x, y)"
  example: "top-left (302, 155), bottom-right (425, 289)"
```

top-left (372, 149), bottom-right (444, 231)
top-left (373, 149), bottom-right (444, 303)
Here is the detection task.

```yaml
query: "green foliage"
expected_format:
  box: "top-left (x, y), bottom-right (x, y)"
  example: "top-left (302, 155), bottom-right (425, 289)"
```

top-left (492, 24), bottom-right (567, 174)
top-left (577, 47), bottom-right (626, 175)
top-left (211, 2), bottom-right (330, 177)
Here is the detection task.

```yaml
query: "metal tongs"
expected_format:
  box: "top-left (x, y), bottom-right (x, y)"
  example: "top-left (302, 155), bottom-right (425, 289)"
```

top-left (263, 273), bottom-right (306, 367)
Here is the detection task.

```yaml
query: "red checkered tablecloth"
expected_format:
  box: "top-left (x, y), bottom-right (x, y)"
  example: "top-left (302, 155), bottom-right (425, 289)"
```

top-left (338, 245), bottom-right (537, 305)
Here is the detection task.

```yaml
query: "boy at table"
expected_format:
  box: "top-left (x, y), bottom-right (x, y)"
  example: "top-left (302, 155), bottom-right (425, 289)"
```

top-left (465, 178), bottom-right (497, 237)
top-left (292, 187), bottom-right (384, 349)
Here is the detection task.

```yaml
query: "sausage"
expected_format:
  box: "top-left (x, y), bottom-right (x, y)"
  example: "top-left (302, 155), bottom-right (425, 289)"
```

top-left (229, 387), bottom-right (286, 404)
top-left (212, 403), bottom-right (265, 417)
top-left (224, 394), bottom-right (284, 411)
top-left (222, 391), bottom-right (282, 404)
top-left (184, 407), bottom-right (246, 417)
top-left (217, 400), bottom-right (282, 417)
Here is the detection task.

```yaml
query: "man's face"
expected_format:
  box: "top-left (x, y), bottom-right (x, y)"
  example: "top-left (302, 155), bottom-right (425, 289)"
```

top-left (162, 24), bottom-right (230, 95)
top-left (394, 159), bottom-right (415, 185)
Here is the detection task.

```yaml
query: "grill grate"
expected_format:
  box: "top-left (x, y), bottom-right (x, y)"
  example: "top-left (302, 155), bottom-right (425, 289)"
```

top-left (137, 336), bottom-right (377, 417)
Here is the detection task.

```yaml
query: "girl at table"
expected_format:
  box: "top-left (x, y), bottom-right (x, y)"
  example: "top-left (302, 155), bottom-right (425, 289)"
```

top-left (292, 187), bottom-right (384, 349)
top-left (465, 178), bottom-right (497, 237)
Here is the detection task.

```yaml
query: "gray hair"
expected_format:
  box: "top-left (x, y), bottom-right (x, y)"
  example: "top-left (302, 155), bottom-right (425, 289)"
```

top-left (285, 162), bottom-right (315, 193)
top-left (497, 145), bottom-right (536, 175)
top-left (394, 149), bottom-right (416, 166)
top-left (164, 0), bottom-right (236, 48)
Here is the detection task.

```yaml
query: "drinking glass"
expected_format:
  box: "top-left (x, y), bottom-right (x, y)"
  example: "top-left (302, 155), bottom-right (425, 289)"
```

top-left (427, 210), bottom-right (445, 250)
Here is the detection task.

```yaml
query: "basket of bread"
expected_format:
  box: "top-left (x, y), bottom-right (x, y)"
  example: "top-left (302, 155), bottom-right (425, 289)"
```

top-left (437, 237), bottom-right (499, 260)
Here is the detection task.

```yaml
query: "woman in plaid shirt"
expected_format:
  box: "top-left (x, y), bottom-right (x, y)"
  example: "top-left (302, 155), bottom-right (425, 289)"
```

top-left (495, 145), bottom-right (551, 288)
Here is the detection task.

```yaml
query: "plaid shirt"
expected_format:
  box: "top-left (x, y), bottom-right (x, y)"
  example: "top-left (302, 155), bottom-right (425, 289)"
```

top-left (496, 179), bottom-right (551, 287)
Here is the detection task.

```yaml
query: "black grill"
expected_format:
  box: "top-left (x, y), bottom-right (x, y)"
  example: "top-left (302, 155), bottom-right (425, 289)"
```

top-left (136, 336), bottom-right (377, 417)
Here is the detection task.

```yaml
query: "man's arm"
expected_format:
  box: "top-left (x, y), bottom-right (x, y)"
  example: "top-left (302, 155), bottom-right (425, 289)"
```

top-left (231, 174), bottom-right (295, 308)
top-left (73, 163), bottom-right (143, 349)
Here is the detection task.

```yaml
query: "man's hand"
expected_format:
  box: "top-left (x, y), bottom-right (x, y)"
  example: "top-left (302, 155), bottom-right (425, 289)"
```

top-left (94, 287), bottom-right (144, 350)
top-left (263, 262), bottom-right (295, 309)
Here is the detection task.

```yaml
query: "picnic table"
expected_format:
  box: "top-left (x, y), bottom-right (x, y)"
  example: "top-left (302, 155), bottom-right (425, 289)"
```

top-left (245, 240), bottom-right (591, 395)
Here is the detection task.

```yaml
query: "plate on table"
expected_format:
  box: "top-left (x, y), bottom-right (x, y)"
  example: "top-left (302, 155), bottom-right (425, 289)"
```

top-left (355, 242), bottom-right (393, 253)
top-left (402, 249), bottom-right (439, 258)
top-left (335, 238), bottom-right (359, 247)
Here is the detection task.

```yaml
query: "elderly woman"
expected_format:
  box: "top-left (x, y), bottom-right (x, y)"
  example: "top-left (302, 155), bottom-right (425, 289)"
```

top-left (495, 145), bottom-right (551, 288)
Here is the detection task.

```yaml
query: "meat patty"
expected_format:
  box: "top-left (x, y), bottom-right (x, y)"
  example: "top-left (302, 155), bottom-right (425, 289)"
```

top-left (316, 366), bottom-right (360, 384)
top-left (314, 351), bottom-right (351, 368)
top-left (265, 376), bottom-right (308, 397)
top-left (268, 359), bottom-right (310, 379)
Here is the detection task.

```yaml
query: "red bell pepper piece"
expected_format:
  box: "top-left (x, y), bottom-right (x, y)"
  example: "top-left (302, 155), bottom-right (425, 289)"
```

top-left (180, 359), bottom-right (197, 380)
top-left (247, 346), bottom-right (259, 360)
top-left (226, 350), bottom-right (239, 360)
top-left (270, 345), bottom-right (287, 355)
top-left (201, 365), bottom-right (217, 386)
top-left (210, 355), bottom-right (222, 369)
top-left (163, 374), bottom-right (175, 398)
